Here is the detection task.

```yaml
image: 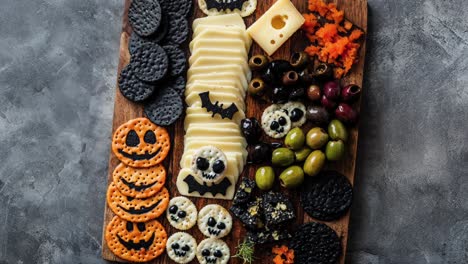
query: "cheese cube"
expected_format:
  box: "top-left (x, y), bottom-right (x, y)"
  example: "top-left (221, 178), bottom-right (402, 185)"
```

top-left (246, 0), bottom-right (305, 55)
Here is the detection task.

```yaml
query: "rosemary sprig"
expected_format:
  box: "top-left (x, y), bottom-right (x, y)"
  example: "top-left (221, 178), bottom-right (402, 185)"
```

top-left (232, 239), bottom-right (256, 264)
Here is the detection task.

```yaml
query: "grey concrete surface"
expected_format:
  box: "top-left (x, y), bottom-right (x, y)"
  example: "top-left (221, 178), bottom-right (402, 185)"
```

top-left (0, 0), bottom-right (467, 263)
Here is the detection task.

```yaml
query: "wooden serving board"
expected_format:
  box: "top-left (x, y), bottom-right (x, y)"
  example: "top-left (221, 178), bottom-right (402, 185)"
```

top-left (102, 0), bottom-right (367, 263)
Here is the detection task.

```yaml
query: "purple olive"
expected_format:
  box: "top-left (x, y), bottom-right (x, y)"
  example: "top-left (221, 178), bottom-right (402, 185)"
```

top-left (335, 103), bottom-right (358, 124)
top-left (241, 118), bottom-right (262, 144)
top-left (323, 81), bottom-right (341, 100)
top-left (341, 84), bottom-right (362, 102)
top-left (321, 95), bottom-right (337, 111)
top-left (306, 106), bottom-right (330, 126)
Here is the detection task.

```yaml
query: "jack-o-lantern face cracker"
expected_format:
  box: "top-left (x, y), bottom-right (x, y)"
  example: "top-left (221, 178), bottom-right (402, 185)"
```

top-left (107, 182), bottom-right (170, 222)
top-left (105, 216), bottom-right (167, 263)
top-left (112, 118), bottom-right (170, 168)
top-left (113, 163), bottom-right (166, 199)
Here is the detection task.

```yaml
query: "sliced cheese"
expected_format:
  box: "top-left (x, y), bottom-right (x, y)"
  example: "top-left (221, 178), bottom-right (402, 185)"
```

top-left (184, 114), bottom-right (244, 131)
top-left (189, 56), bottom-right (250, 77)
top-left (189, 48), bottom-right (248, 65)
top-left (185, 122), bottom-right (240, 132)
top-left (183, 141), bottom-right (247, 158)
top-left (177, 168), bottom-right (236, 200)
top-left (193, 13), bottom-right (245, 30)
top-left (246, 0), bottom-right (305, 55)
top-left (187, 66), bottom-right (250, 89)
top-left (192, 27), bottom-right (252, 49)
top-left (190, 39), bottom-right (248, 54)
top-left (186, 81), bottom-right (245, 98)
top-left (185, 91), bottom-right (246, 111)
top-left (185, 127), bottom-right (242, 138)
top-left (187, 78), bottom-right (246, 94)
top-left (185, 105), bottom-right (246, 123)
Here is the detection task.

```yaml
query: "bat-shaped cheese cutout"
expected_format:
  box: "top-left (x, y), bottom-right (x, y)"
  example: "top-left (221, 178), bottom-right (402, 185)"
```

top-left (199, 91), bottom-right (239, 120)
top-left (183, 175), bottom-right (232, 196)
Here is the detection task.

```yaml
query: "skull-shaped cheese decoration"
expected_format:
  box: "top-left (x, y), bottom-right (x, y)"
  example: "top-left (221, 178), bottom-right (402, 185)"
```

top-left (166, 232), bottom-right (197, 264)
top-left (197, 204), bottom-right (232, 238)
top-left (191, 146), bottom-right (228, 184)
top-left (166, 196), bottom-right (198, 230)
top-left (196, 238), bottom-right (230, 264)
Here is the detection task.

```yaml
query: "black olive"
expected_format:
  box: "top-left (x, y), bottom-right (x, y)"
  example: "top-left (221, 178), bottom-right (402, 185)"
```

top-left (177, 210), bottom-right (187, 218)
top-left (248, 78), bottom-right (266, 96)
top-left (172, 243), bottom-right (180, 250)
top-left (214, 250), bottom-right (223, 258)
top-left (290, 52), bottom-right (310, 70)
top-left (282, 71), bottom-right (299, 86)
top-left (202, 249), bottom-right (210, 256)
top-left (271, 142), bottom-right (283, 149)
top-left (217, 222), bottom-right (226, 230)
top-left (169, 205), bottom-right (178, 214)
top-left (182, 245), bottom-right (190, 251)
top-left (290, 108), bottom-right (304, 122)
top-left (314, 63), bottom-right (333, 81)
top-left (212, 160), bottom-right (225, 173)
top-left (306, 105), bottom-right (330, 126)
top-left (207, 217), bottom-right (217, 227)
top-left (249, 142), bottom-right (272, 164)
top-left (262, 60), bottom-right (293, 85)
top-left (298, 68), bottom-right (314, 84)
top-left (278, 117), bottom-right (287, 126)
top-left (196, 157), bottom-right (210, 171)
top-left (289, 86), bottom-right (305, 101)
top-left (241, 118), bottom-right (262, 144)
top-left (270, 121), bottom-right (280, 130)
top-left (271, 86), bottom-right (289, 104)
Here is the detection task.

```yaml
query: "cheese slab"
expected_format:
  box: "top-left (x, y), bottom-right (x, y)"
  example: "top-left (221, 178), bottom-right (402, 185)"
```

top-left (189, 48), bottom-right (248, 65)
top-left (189, 39), bottom-right (248, 54)
top-left (192, 27), bottom-right (252, 48)
top-left (186, 82), bottom-right (246, 98)
top-left (187, 70), bottom-right (250, 90)
top-left (189, 57), bottom-right (250, 78)
top-left (185, 127), bottom-right (242, 137)
top-left (177, 168), bottom-right (236, 200)
top-left (192, 13), bottom-right (246, 30)
top-left (185, 122), bottom-right (240, 132)
top-left (246, 0), bottom-right (305, 55)
top-left (187, 78), bottom-right (246, 94)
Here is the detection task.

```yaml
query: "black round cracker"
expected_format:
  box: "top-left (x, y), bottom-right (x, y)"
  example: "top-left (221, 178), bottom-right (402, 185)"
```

top-left (128, 14), bottom-right (169, 55)
top-left (300, 171), bottom-right (353, 221)
top-left (162, 45), bottom-right (186, 77)
top-left (162, 13), bottom-right (189, 45)
top-left (118, 65), bottom-right (156, 102)
top-left (162, 75), bottom-right (186, 96)
top-left (131, 43), bottom-right (168, 83)
top-left (128, 0), bottom-right (162, 37)
top-left (290, 222), bottom-right (341, 264)
top-left (159, 0), bottom-right (192, 17)
top-left (144, 87), bottom-right (183, 126)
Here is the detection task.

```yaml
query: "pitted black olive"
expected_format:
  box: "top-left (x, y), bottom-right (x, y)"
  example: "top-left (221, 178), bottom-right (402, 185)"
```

top-left (217, 222), bottom-right (226, 230)
top-left (270, 121), bottom-right (280, 130)
top-left (207, 217), bottom-right (217, 227)
top-left (214, 250), bottom-right (223, 258)
top-left (196, 157), bottom-right (210, 171)
top-left (271, 142), bottom-right (283, 149)
top-left (289, 86), bottom-right (305, 101)
top-left (212, 160), bottom-right (225, 173)
top-left (290, 108), bottom-right (304, 122)
top-left (249, 142), bottom-right (272, 164)
top-left (241, 118), bottom-right (262, 144)
top-left (177, 210), bottom-right (186, 218)
top-left (202, 249), bottom-right (210, 256)
top-left (314, 63), bottom-right (333, 81)
top-left (298, 68), bottom-right (314, 84)
top-left (172, 243), bottom-right (180, 250)
top-left (262, 60), bottom-right (293, 84)
top-left (249, 55), bottom-right (269, 71)
top-left (282, 71), bottom-right (299, 86)
top-left (248, 78), bottom-right (266, 96)
top-left (278, 117), bottom-right (287, 126)
top-left (182, 245), bottom-right (190, 251)
top-left (271, 86), bottom-right (289, 104)
top-left (169, 205), bottom-right (178, 214)
top-left (290, 52), bottom-right (310, 70)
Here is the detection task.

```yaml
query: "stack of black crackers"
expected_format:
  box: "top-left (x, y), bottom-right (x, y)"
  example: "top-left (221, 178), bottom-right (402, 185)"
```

top-left (119, 0), bottom-right (192, 126)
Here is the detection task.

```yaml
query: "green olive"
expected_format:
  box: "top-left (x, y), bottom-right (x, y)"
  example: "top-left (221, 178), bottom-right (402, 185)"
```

top-left (279, 165), bottom-right (304, 188)
top-left (303, 150), bottom-right (326, 176)
top-left (325, 140), bottom-right (345, 161)
top-left (249, 78), bottom-right (266, 96)
top-left (328, 119), bottom-right (348, 142)
top-left (249, 55), bottom-right (269, 71)
top-left (284, 127), bottom-right (305, 150)
top-left (272, 148), bottom-right (295, 167)
top-left (255, 166), bottom-right (275, 190)
top-left (306, 127), bottom-right (329, 149)
top-left (294, 147), bottom-right (312, 162)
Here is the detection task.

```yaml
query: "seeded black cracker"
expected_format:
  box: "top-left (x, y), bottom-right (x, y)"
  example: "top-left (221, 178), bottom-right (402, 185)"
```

top-left (162, 75), bottom-right (186, 97)
top-left (128, 15), bottom-right (169, 55)
top-left (290, 222), bottom-right (341, 264)
top-left (300, 170), bottom-right (353, 221)
top-left (131, 43), bottom-right (168, 83)
top-left (128, 0), bottom-right (162, 37)
top-left (232, 177), bottom-right (256, 205)
top-left (159, 0), bottom-right (192, 17)
top-left (246, 227), bottom-right (291, 244)
top-left (262, 191), bottom-right (295, 226)
top-left (144, 87), bottom-right (183, 126)
top-left (162, 13), bottom-right (189, 45)
top-left (163, 45), bottom-right (187, 77)
top-left (230, 197), bottom-right (264, 229)
top-left (118, 65), bottom-right (156, 102)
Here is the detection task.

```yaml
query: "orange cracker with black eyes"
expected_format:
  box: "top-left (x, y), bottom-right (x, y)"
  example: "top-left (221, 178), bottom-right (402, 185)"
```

top-left (105, 216), bottom-right (167, 263)
top-left (107, 182), bottom-right (170, 222)
top-left (112, 117), bottom-right (170, 168)
top-left (113, 163), bottom-right (166, 199)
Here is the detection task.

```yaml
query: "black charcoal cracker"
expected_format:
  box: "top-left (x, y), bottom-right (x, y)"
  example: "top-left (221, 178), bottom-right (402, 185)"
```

top-left (128, 0), bottom-right (162, 37)
top-left (290, 222), bottom-right (341, 264)
top-left (163, 45), bottom-right (187, 77)
top-left (128, 14), bottom-right (169, 55)
top-left (144, 87), bottom-right (183, 126)
top-left (162, 13), bottom-right (189, 45)
top-left (118, 65), bottom-right (156, 102)
top-left (300, 170), bottom-right (353, 221)
top-left (159, 0), bottom-right (192, 17)
top-left (230, 198), bottom-right (263, 230)
top-left (131, 43), bottom-right (168, 83)
top-left (247, 227), bottom-right (291, 244)
top-left (161, 75), bottom-right (186, 97)
top-left (232, 177), bottom-right (256, 205)
top-left (262, 191), bottom-right (295, 226)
